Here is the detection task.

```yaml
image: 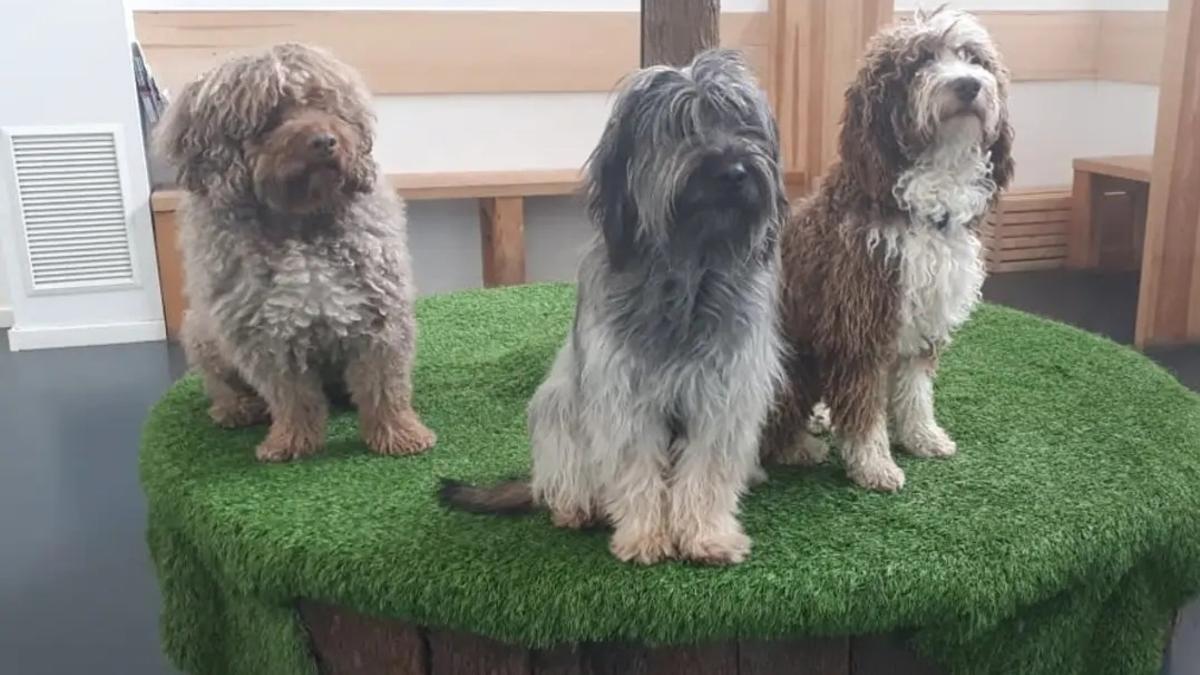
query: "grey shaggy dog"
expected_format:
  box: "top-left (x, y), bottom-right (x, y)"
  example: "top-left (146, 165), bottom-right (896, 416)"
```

top-left (442, 50), bottom-right (786, 566)
top-left (155, 43), bottom-right (435, 462)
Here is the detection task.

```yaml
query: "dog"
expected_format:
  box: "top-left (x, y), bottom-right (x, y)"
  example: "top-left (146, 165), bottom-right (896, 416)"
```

top-left (763, 9), bottom-right (1014, 492)
top-left (440, 49), bottom-right (786, 565)
top-left (154, 43), bottom-right (436, 462)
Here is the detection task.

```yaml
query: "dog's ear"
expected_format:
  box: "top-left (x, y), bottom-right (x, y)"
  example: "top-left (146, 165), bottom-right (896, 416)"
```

top-left (839, 41), bottom-right (909, 209)
top-left (343, 125), bottom-right (378, 195)
top-left (153, 78), bottom-right (208, 193)
top-left (988, 69), bottom-right (1015, 191)
top-left (585, 90), bottom-right (641, 271)
top-left (153, 74), bottom-right (254, 199)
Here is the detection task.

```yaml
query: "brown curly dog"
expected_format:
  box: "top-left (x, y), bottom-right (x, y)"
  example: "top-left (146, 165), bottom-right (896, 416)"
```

top-left (154, 43), bottom-right (435, 462)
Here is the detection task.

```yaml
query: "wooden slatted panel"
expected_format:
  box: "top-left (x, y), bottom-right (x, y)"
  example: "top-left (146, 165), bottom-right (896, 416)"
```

top-left (985, 189), bottom-right (1072, 273)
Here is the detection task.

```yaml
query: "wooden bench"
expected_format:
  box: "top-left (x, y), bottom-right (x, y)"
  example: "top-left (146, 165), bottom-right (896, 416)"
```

top-left (149, 169), bottom-right (807, 338)
top-left (1068, 155), bottom-right (1151, 271)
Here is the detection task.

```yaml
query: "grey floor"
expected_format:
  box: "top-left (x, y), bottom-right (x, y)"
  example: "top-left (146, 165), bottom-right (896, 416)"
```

top-left (0, 270), bottom-right (1197, 675)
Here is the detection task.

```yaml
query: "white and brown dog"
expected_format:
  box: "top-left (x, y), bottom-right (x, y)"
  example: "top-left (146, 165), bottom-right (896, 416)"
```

top-left (765, 9), bottom-right (1014, 491)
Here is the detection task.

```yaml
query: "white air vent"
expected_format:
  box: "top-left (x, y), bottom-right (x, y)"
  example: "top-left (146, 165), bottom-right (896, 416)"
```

top-left (6, 127), bottom-right (136, 292)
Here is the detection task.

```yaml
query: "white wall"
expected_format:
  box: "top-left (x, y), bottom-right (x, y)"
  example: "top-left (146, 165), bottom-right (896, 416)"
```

top-left (0, 0), bottom-right (164, 348)
top-left (0, 242), bottom-right (11, 329)
top-left (1008, 81), bottom-right (1158, 188)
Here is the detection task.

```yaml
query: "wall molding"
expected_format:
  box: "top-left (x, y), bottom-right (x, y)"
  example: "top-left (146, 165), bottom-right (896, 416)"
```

top-left (6, 320), bottom-right (166, 351)
top-left (0, 307), bottom-right (12, 329)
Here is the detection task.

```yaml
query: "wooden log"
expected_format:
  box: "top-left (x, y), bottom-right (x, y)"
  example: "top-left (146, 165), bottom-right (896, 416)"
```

top-left (298, 601), bottom-right (427, 675)
top-left (640, 0), bottom-right (719, 67)
top-left (299, 601), bottom-right (946, 675)
top-left (739, 637), bottom-right (849, 675)
top-left (428, 629), bottom-right (531, 675)
top-left (850, 635), bottom-right (941, 675)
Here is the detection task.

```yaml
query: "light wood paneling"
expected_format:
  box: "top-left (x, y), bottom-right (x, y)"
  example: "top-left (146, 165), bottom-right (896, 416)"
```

top-left (133, 8), bottom-right (1168, 106)
top-left (895, 10), bottom-right (1163, 84)
top-left (1098, 11), bottom-right (1167, 85)
top-left (151, 209), bottom-right (185, 339)
top-left (133, 10), bottom-right (769, 97)
top-left (1074, 155), bottom-right (1153, 183)
top-left (978, 12), bottom-right (1100, 82)
top-left (1136, 0), bottom-right (1200, 346)
top-left (771, 0), bottom-right (891, 181)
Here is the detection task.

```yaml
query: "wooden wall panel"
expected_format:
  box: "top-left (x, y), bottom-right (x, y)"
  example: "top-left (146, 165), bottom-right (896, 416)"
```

top-left (979, 11), bottom-right (1100, 82)
top-left (134, 9), bottom-right (1168, 104)
top-left (133, 10), bottom-right (769, 97)
top-left (1098, 11), bottom-right (1168, 85)
top-left (770, 0), bottom-right (891, 183)
top-left (1136, 0), bottom-right (1200, 347)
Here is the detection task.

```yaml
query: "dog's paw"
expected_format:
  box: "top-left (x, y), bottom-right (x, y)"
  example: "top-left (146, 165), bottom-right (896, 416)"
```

top-left (610, 528), bottom-right (674, 565)
top-left (209, 398), bottom-right (269, 428)
top-left (807, 402), bottom-right (832, 434)
top-left (775, 431), bottom-right (830, 466)
top-left (551, 507), bottom-right (601, 530)
top-left (364, 410), bottom-right (436, 456)
top-left (746, 464), bottom-right (769, 488)
top-left (255, 430), bottom-right (322, 463)
top-left (676, 527), bottom-right (751, 566)
top-left (901, 425), bottom-right (957, 459)
top-left (847, 457), bottom-right (906, 493)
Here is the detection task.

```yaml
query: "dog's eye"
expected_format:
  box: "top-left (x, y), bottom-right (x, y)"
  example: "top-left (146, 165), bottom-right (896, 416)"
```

top-left (957, 47), bottom-right (984, 66)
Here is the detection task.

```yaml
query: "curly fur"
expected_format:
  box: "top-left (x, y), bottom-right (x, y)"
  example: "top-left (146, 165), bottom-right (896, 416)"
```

top-left (442, 50), bottom-right (786, 565)
top-left (155, 43), bottom-right (434, 461)
top-left (764, 9), bottom-right (1014, 491)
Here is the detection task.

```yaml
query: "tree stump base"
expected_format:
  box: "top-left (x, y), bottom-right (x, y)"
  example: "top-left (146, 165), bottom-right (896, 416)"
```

top-left (299, 602), bottom-right (942, 675)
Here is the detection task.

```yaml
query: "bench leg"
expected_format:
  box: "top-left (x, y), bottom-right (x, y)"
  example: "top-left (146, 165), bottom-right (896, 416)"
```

top-left (479, 196), bottom-right (526, 287)
top-left (1068, 169), bottom-right (1096, 269)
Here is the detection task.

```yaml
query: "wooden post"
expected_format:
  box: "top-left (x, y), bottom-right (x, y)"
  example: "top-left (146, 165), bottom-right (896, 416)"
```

top-left (640, 0), bottom-right (719, 67)
top-left (769, 0), bottom-right (893, 191)
top-left (479, 196), bottom-right (526, 287)
top-left (1135, 0), bottom-right (1200, 347)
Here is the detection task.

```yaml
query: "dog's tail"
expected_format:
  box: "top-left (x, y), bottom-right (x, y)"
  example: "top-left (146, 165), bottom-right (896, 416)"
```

top-left (438, 477), bottom-right (536, 515)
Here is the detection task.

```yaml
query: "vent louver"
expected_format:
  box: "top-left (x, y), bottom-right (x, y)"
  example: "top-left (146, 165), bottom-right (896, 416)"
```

top-left (8, 129), bottom-right (136, 290)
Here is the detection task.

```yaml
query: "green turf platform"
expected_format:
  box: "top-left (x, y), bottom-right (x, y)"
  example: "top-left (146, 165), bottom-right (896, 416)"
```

top-left (141, 283), bottom-right (1200, 675)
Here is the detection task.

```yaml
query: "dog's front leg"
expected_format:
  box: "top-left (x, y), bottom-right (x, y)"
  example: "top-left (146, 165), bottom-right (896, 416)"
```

top-left (669, 418), bottom-right (757, 565)
top-left (604, 425), bottom-right (674, 565)
top-left (345, 339), bottom-right (435, 456)
top-left (250, 366), bottom-right (328, 462)
top-left (828, 366), bottom-right (906, 492)
top-left (889, 354), bottom-right (956, 458)
top-left (182, 311), bottom-right (268, 428)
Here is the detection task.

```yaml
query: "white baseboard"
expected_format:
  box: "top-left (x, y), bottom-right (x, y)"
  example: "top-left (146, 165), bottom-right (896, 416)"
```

top-left (0, 306), bottom-right (12, 329)
top-left (6, 320), bottom-right (166, 351)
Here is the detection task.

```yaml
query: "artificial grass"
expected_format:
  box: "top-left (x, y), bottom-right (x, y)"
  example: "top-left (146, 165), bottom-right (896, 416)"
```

top-left (140, 282), bottom-right (1200, 675)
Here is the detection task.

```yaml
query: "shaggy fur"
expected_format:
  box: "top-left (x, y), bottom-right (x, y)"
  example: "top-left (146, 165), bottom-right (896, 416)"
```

top-left (764, 9), bottom-right (1014, 491)
top-left (155, 43), bottom-right (435, 462)
top-left (442, 50), bottom-right (786, 565)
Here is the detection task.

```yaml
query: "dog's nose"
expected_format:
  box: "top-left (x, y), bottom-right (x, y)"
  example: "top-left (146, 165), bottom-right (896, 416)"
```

top-left (951, 77), bottom-right (982, 103)
top-left (309, 133), bottom-right (338, 153)
top-left (720, 162), bottom-right (749, 184)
